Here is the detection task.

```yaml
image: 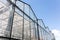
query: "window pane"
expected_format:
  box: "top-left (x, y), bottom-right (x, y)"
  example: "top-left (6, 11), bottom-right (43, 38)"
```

top-left (11, 12), bottom-right (23, 40)
top-left (24, 15), bottom-right (30, 40)
top-left (0, 2), bottom-right (11, 37)
top-left (24, 4), bottom-right (29, 16)
top-left (31, 21), bottom-right (36, 40)
top-left (16, 1), bottom-right (24, 11)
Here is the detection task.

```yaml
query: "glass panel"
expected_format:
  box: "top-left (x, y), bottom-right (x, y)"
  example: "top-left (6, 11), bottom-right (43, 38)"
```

top-left (42, 29), bottom-right (44, 40)
top-left (0, 1), bottom-right (11, 37)
top-left (24, 15), bottom-right (30, 40)
top-left (16, 1), bottom-right (24, 11)
top-left (34, 23), bottom-right (38, 40)
top-left (11, 12), bottom-right (23, 39)
top-left (39, 26), bottom-right (42, 40)
top-left (15, 8), bottom-right (23, 16)
top-left (31, 21), bottom-right (36, 40)
top-left (44, 31), bottom-right (46, 40)
top-left (41, 28), bottom-right (43, 40)
top-left (24, 4), bottom-right (29, 16)
top-left (38, 19), bottom-right (45, 28)
top-left (29, 8), bottom-right (36, 20)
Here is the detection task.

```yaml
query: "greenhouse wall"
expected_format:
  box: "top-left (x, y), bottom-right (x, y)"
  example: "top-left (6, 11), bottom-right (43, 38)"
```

top-left (0, 0), bottom-right (55, 40)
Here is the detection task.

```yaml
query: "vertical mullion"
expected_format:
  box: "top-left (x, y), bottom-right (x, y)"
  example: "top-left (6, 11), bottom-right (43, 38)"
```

top-left (22, 3), bottom-right (25, 40)
top-left (37, 19), bottom-right (40, 40)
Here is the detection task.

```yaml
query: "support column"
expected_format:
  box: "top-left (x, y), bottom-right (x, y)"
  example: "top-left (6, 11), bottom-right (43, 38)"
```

top-left (37, 19), bottom-right (40, 40)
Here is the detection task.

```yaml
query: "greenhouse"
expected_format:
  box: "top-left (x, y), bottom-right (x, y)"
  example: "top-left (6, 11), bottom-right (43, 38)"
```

top-left (0, 0), bottom-right (55, 40)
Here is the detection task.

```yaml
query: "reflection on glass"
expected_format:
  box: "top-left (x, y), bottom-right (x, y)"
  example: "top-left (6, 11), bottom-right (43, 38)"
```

top-left (0, 0), bottom-right (11, 37)
top-left (0, 7), bottom-right (10, 37)
top-left (24, 15), bottom-right (30, 40)
top-left (31, 21), bottom-right (36, 40)
top-left (11, 13), bottom-right (23, 39)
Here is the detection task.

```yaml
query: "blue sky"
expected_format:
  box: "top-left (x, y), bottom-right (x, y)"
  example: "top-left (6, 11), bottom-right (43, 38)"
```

top-left (23, 0), bottom-right (60, 40)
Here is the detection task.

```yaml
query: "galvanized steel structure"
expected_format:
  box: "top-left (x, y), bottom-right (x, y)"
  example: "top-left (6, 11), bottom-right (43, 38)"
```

top-left (0, 0), bottom-right (55, 40)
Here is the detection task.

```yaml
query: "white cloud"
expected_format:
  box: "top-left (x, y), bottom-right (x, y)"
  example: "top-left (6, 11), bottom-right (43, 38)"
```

top-left (52, 29), bottom-right (60, 40)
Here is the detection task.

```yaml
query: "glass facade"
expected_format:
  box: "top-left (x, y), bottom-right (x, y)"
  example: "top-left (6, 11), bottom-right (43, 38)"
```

top-left (0, 0), bottom-right (55, 40)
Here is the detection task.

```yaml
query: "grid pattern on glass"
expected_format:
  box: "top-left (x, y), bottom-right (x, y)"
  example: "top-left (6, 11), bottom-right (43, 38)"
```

top-left (16, 1), bottom-right (37, 21)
